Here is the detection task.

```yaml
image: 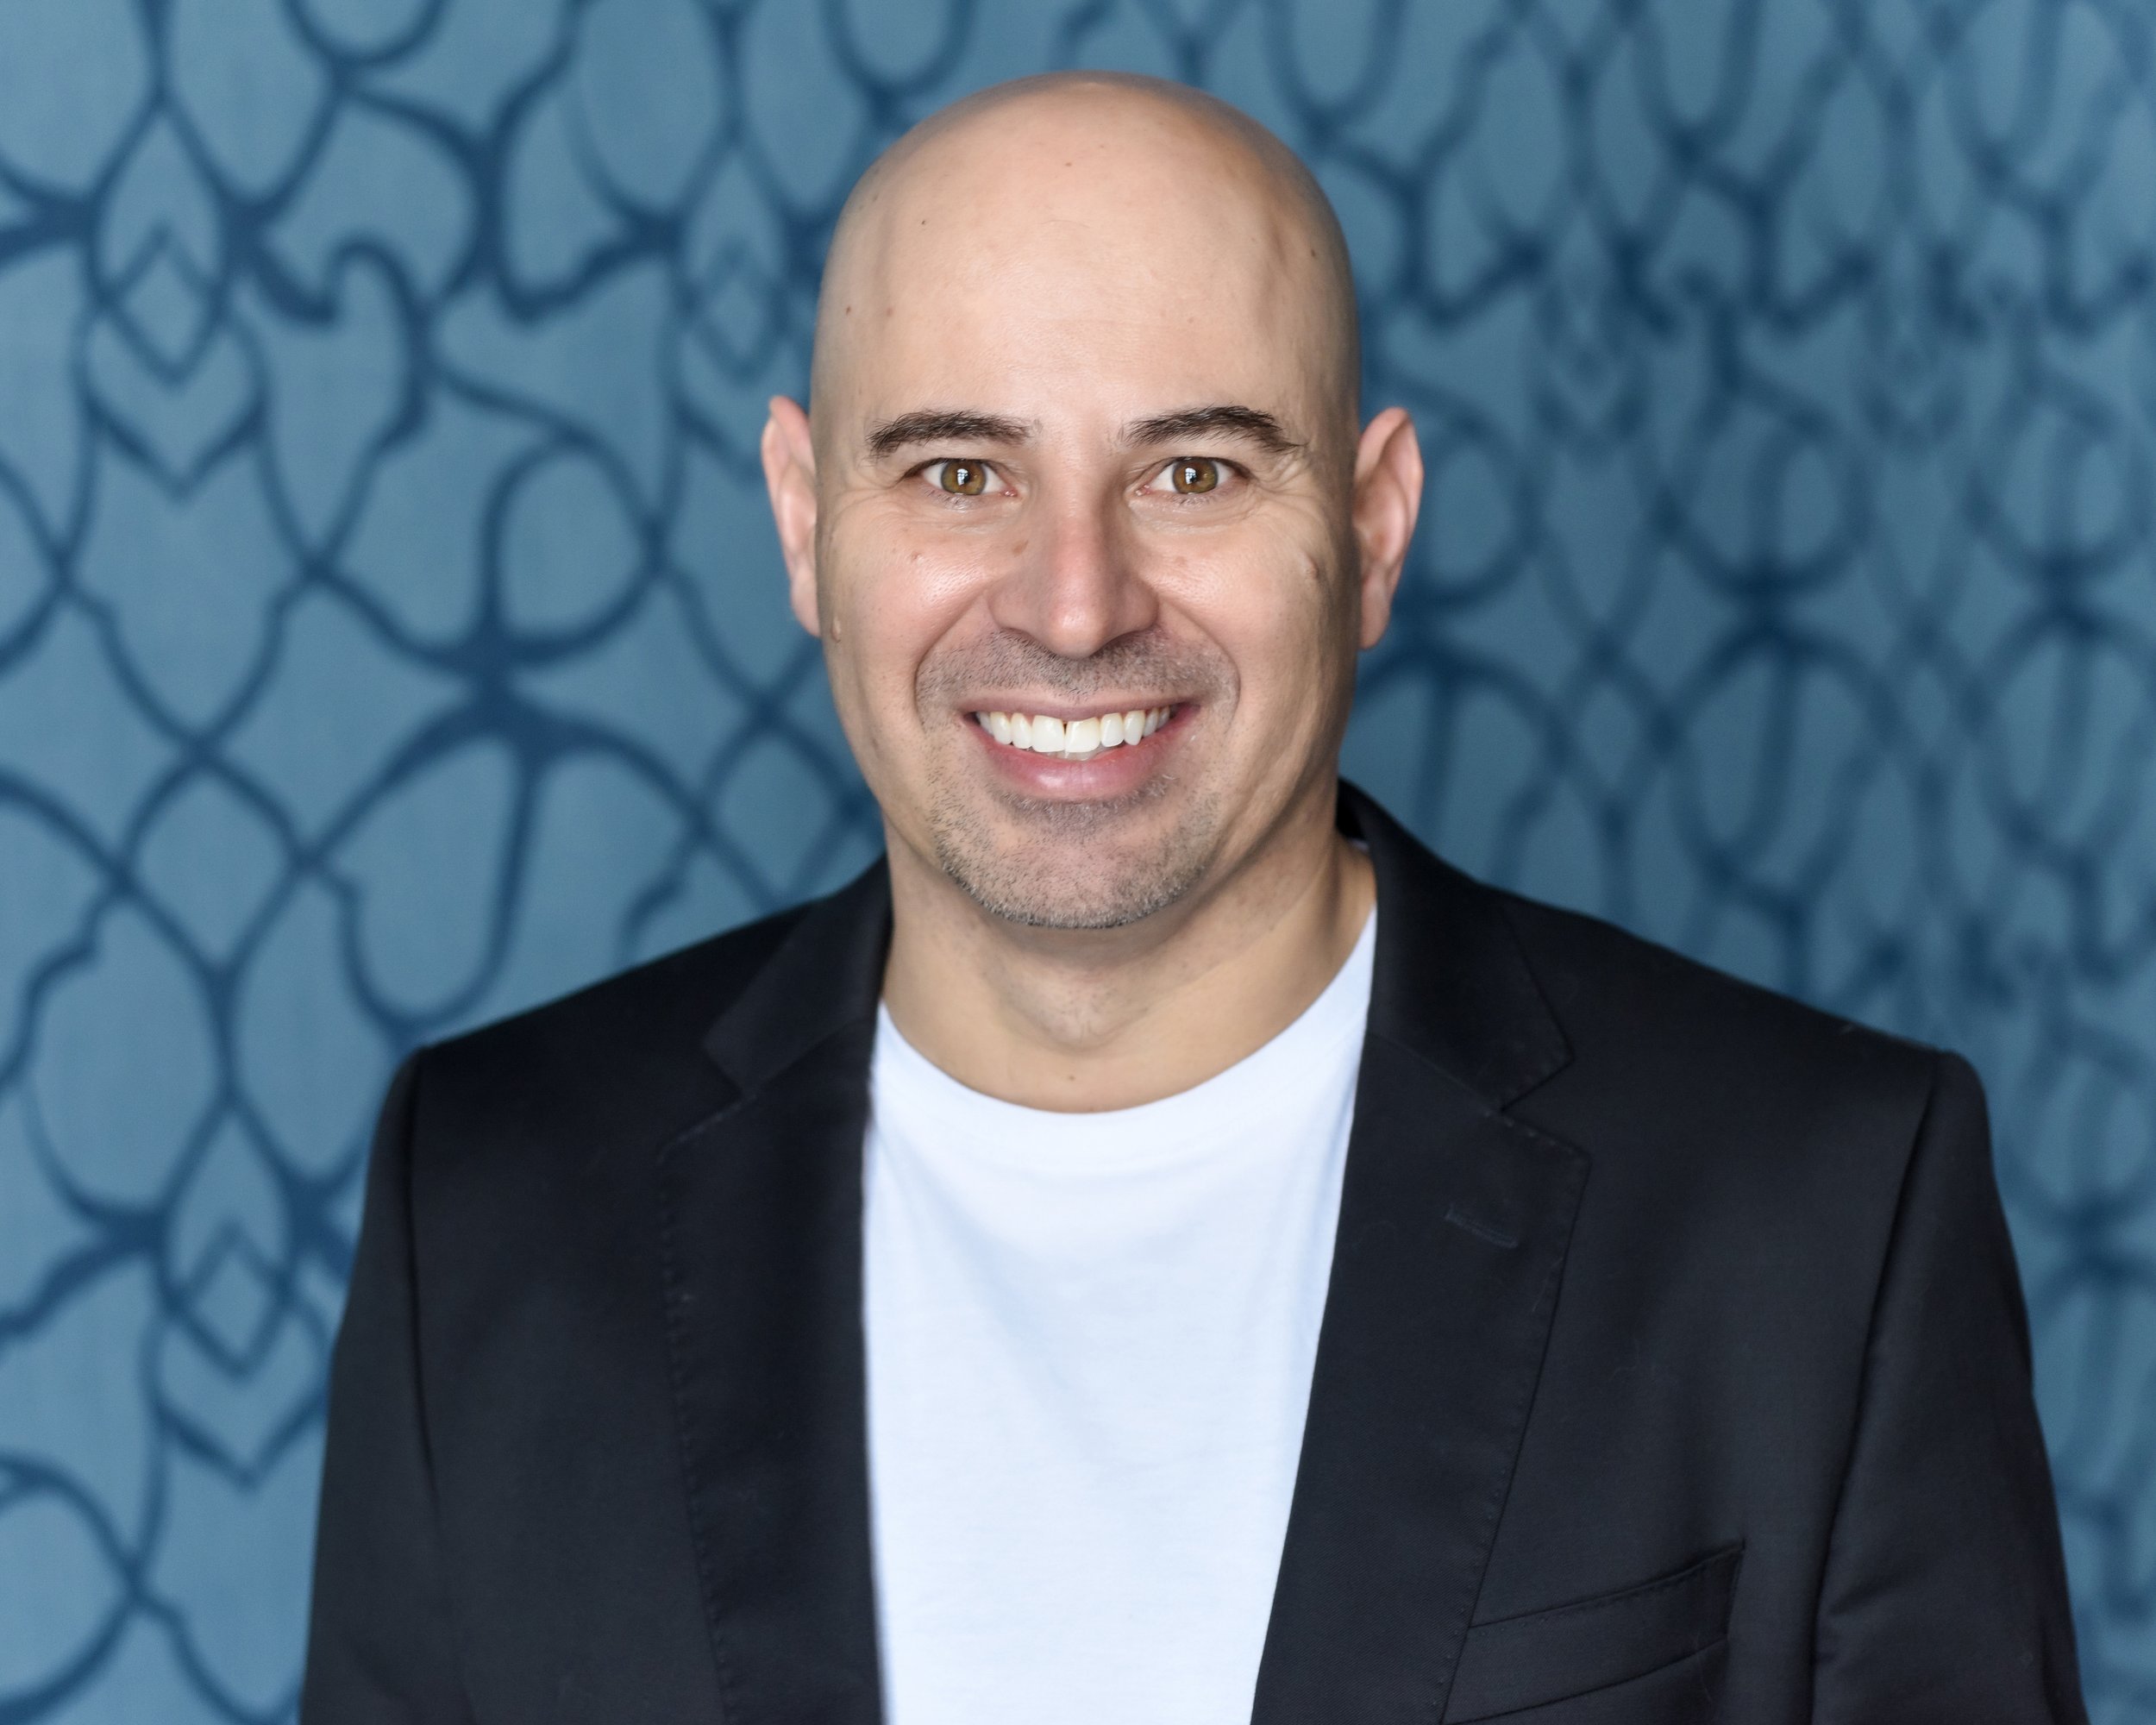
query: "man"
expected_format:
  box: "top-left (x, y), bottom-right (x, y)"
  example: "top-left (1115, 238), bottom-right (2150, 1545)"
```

top-left (301, 75), bottom-right (2084, 1724)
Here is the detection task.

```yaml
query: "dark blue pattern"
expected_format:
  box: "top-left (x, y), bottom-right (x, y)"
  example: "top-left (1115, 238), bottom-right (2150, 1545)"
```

top-left (0, 1), bottom-right (2149, 1717)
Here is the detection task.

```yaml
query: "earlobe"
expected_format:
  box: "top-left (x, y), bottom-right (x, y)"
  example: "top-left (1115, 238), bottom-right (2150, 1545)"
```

top-left (1351, 407), bottom-right (1423, 651)
top-left (759, 395), bottom-right (823, 638)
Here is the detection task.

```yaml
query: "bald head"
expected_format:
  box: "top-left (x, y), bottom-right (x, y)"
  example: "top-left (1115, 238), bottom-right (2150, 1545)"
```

top-left (809, 73), bottom-right (1360, 467)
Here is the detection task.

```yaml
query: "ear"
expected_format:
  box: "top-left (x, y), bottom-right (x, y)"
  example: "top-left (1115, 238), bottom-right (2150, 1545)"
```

top-left (761, 395), bottom-right (822, 637)
top-left (1349, 406), bottom-right (1422, 651)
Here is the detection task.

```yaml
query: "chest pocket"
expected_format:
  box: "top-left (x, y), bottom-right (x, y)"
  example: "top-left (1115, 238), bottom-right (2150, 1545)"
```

top-left (1441, 1544), bottom-right (1743, 1722)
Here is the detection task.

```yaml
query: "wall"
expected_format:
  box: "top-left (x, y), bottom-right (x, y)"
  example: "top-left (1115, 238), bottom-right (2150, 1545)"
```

top-left (1, 1), bottom-right (2150, 1718)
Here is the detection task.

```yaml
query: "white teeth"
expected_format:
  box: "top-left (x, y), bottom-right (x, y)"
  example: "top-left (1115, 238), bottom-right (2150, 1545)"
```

top-left (974, 705), bottom-right (1176, 760)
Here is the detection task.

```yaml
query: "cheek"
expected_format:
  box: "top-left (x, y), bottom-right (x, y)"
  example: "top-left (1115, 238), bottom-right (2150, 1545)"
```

top-left (826, 525), bottom-right (998, 723)
top-left (1172, 540), bottom-right (1349, 707)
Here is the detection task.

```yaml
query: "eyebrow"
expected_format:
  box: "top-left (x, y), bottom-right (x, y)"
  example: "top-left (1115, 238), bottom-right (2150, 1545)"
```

top-left (862, 403), bottom-right (1304, 461)
top-left (865, 410), bottom-right (1033, 458)
top-left (1122, 405), bottom-right (1301, 455)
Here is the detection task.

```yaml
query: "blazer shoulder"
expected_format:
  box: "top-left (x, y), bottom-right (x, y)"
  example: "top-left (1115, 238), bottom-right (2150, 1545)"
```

top-left (1483, 888), bottom-right (1984, 1327)
top-left (400, 899), bottom-right (814, 1164)
top-left (1491, 884), bottom-right (1946, 1133)
top-left (448, 899), bottom-right (806, 1070)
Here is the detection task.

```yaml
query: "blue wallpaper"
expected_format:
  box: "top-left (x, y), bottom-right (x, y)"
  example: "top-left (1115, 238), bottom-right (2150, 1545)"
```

top-left (1, 1), bottom-right (2150, 1719)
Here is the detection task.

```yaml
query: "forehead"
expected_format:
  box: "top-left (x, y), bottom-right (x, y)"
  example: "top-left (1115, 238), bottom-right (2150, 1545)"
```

top-left (823, 107), bottom-right (1335, 435)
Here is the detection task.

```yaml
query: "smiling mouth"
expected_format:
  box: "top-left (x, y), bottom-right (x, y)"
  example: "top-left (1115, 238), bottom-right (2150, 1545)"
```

top-left (973, 705), bottom-right (1175, 763)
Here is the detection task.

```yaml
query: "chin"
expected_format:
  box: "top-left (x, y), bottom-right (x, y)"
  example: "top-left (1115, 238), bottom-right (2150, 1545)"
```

top-left (926, 778), bottom-right (1224, 931)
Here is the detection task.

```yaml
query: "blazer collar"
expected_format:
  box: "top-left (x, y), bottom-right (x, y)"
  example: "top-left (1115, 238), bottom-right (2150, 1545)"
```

top-left (700, 855), bottom-right (893, 1097)
top-left (667, 783), bottom-right (1584, 1723)
top-left (1336, 780), bottom-right (1570, 1108)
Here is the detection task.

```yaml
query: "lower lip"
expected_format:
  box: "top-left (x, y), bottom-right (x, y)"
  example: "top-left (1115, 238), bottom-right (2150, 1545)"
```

top-left (969, 708), bottom-right (1189, 795)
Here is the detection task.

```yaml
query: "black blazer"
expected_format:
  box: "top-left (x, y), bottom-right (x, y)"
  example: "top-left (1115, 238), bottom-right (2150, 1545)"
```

top-left (302, 784), bottom-right (2084, 1724)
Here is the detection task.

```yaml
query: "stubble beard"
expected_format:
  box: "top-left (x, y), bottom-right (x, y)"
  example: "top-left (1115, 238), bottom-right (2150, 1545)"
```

top-left (915, 628), bottom-right (1233, 931)
top-left (926, 771), bottom-right (1225, 930)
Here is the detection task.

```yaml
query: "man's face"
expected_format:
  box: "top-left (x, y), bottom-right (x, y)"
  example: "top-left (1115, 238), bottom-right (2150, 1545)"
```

top-left (778, 98), bottom-right (1385, 930)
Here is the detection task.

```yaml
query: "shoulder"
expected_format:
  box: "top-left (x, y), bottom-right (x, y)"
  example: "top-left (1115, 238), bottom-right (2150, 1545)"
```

top-left (432, 898), bottom-right (805, 1076)
top-left (1481, 887), bottom-right (2002, 1377)
top-left (398, 899), bottom-right (812, 1167)
top-left (1489, 885), bottom-right (1952, 1177)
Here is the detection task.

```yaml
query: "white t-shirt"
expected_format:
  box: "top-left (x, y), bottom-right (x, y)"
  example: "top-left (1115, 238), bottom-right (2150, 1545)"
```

top-left (862, 912), bottom-right (1376, 1725)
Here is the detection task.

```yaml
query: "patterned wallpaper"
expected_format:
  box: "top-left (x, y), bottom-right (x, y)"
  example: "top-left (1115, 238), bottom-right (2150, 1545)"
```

top-left (1, 0), bottom-right (2151, 1719)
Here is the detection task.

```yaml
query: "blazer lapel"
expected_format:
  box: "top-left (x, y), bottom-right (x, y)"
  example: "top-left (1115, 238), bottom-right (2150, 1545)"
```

top-left (1250, 788), bottom-right (1588, 1722)
top-left (660, 863), bottom-right (893, 1724)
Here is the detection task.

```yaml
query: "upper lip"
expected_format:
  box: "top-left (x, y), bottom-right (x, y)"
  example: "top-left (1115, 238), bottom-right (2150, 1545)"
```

top-left (961, 698), bottom-right (1183, 720)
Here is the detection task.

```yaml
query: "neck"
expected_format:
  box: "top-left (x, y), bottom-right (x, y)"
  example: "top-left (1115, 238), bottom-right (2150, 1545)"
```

top-left (880, 782), bottom-right (1375, 1112)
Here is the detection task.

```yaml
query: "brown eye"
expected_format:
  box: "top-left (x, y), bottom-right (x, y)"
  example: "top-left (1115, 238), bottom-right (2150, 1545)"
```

top-left (1168, 457), bottom-right (1220, 494)
top-left (937, 460), bottom-right (989, 496)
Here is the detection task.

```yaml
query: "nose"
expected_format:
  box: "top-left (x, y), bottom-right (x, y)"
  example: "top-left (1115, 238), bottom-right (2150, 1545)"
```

top-left (986, 487), bottom-right (1158, 660)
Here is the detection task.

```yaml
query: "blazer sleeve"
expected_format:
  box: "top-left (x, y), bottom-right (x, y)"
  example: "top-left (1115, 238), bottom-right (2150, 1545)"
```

top-left (1811, 1050), bottom-right (2086, 1723)
top-left (300, 1052), bottom-right (476, 1725)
